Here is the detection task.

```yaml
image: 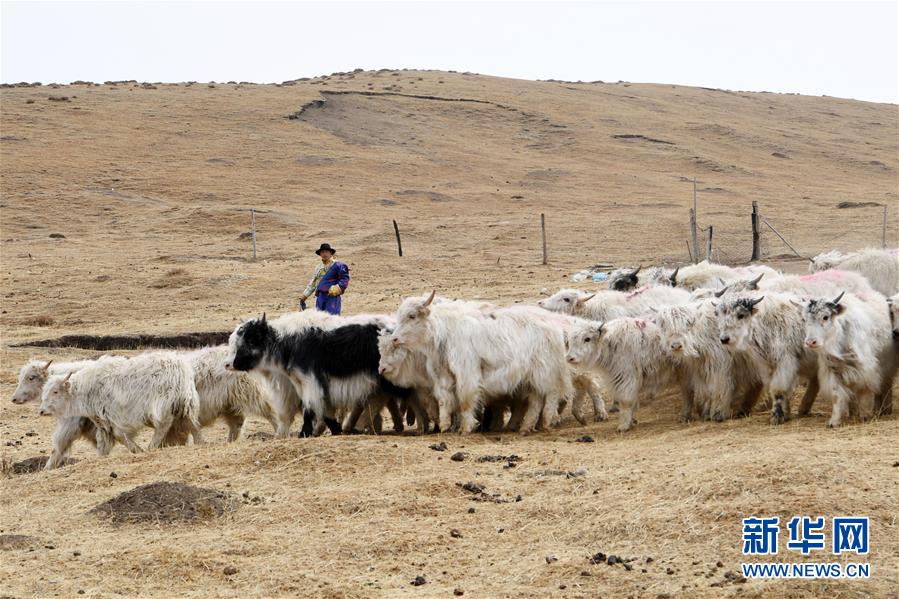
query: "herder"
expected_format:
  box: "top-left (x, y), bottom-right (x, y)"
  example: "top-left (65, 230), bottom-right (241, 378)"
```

top-left (298, 243), bottom-right (350, 315)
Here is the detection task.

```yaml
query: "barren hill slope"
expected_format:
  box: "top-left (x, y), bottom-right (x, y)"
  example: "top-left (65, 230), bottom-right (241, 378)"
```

top-left (1, 70), bottom-right (896, 340)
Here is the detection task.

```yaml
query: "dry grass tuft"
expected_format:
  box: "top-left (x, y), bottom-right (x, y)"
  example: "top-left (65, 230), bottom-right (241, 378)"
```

top-left (19, 315), bottom-right (55, 327)
top-left (11, 455), bottom-right (68, 474)
top-left (149, 268), bottom-right (193, 289)
top-left (0, 534), bottom-right (39, 550)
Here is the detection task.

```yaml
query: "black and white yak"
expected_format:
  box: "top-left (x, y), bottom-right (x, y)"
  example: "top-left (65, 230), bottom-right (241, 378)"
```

top-left (225, 314), bottom-right (412, 436)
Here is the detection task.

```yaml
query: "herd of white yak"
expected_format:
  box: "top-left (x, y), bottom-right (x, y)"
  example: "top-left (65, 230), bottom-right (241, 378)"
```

top-left (9, 247), bottom-right (899, 470)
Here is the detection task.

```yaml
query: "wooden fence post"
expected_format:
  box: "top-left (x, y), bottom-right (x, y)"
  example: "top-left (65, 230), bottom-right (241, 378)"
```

top-left (883, 205), bottom-right (888, 248)
top-left (707, 225), bottom-right (713, 261)
top-left (751, 201), bottom-right (760, 261)
top-left (392, 220), bottom-right (403, 257)
top-left (693, 177), bottom-right (699, 263)
top-left (541, 213), bottom-right (548, 265)
top-left (251, 209), bottom-right (257, 261)
top-left (689, 208), bottom-right (698, 264)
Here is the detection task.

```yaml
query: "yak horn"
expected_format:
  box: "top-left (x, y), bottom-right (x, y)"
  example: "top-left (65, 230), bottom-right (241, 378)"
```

top-left (714, 286), bottom-right (729, 298)
top-left (669, 267), bottom-right (680, 287)
top-left (749, 273), bottom-right (765, 287)
top-left (260, 312), bottom-right (267, 323)
top-left (831, 291), bottom-right (845, 305)
top-left (63, 371), bottom-right (73, 382)
top-left (578, 293), bottom-right (596, 304)
top-left (749, 296), bottom-right (765, 308)
top-left (423, 290), bottom-right (436, 306)
top-left (43, 360), bottom-right (53, 370)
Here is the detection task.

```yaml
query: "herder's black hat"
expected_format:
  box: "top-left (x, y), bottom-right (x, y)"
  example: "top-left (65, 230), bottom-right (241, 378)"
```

top-left (315, 243), bottom-right (336, 255)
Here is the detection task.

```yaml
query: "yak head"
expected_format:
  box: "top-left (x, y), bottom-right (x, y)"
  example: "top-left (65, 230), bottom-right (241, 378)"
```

top-left (39, 372), bottom-right (72, 417)
top-left (393, 291), bottom-right (437, 346)
top-left (537, 289), bottom-right (594, 315)
top-left (715, 296), bottom-right (763, 351)
top-left (654, 307), bottom-right (699, 358)
top-left (225, 313), bottom-right (271, 372)
top-left (803, 292), bottom-right (846, 350)
top-left (377, 330), bottom-right (413, 383)
top-left (609, 266), bottom-right (641, 292)
top-left (11, 359), bottom-right (52, 404)
top-left (565, 321), bottom-right (605, 366)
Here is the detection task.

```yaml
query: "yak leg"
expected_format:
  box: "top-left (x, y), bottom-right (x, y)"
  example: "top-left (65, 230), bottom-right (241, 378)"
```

top-left (827, 382), bottom-right (851, 428)
top-left (798, 377), bottom-right (820, 417)
top-left (45, 417), bottom-right (83, 470)
top-left (385, 397), bottom-right (405, 433)
top-left (342, 403), bottom-right (366, 433)
top-left (615, 385), bottom-right (639, 433)
top-left (120, 432), bottom-right (144, 453)
top-left (518, 392), bottom-right (545, 434)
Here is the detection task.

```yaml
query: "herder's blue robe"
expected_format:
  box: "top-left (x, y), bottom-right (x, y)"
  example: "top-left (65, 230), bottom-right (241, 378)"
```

top-left (315, 261), bottom-right (350, 314)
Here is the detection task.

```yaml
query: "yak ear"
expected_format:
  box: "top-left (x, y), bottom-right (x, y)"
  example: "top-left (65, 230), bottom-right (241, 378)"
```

top-left (714, 286), bottom-right (729, 298)
top-left (423, 290), bottom-right (436, 307)
top-left (577, 293), bottom-right (596, 304)
top-left (669, 267), bottom-right (680, 286)
top-left (43, 360), bottom-right (53, 370)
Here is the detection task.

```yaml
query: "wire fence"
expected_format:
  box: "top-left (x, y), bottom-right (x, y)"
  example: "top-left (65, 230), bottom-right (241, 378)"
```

top-left (689, 201), bottom-right (894, 266)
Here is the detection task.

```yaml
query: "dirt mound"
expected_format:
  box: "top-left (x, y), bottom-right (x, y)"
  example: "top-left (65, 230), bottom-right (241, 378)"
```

top-left (89, 482), bottom-right (239, 524)
top-left (11, 455), bottom-right (77, 474)
top-left (149, 268), bottom-right (193, 289)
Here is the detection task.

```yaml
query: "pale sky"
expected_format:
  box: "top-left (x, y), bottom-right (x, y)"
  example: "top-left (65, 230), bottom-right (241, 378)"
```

top-left (2, 1), bottom-right (897, 103)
